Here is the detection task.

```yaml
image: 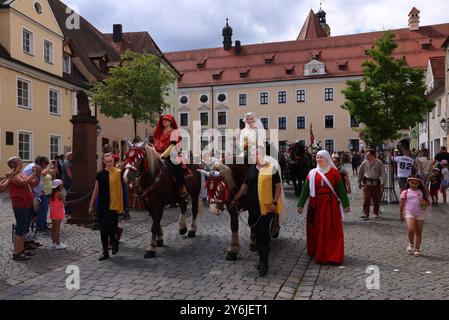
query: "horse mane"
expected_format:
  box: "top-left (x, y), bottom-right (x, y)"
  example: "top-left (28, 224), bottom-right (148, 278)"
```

top-left (145, 144), bottom-right (162, 177)
top-left (212, 163), bottom-right (236, 192)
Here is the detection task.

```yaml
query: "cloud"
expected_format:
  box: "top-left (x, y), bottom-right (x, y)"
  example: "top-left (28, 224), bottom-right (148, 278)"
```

top-left (64, 0), bottom-right (449, 52)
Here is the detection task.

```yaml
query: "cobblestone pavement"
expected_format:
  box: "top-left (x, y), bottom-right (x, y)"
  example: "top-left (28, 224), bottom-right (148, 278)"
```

top-left (1, 166), bottom-right (448, 300)
top-left (295, 172), bottom-right (449, 300)
top-left (0, 183), bottom-right (309, 300)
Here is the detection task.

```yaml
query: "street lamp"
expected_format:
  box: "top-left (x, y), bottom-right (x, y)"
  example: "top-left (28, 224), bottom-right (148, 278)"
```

top-left (440, 118), bottom-right (447, 131)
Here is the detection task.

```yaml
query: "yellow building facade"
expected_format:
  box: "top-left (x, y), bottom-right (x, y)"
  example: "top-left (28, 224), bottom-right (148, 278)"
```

top-left (0, 0), bottom-right (80, 173)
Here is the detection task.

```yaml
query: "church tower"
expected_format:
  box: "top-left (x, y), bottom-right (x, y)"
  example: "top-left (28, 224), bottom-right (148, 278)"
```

top-left (316, 3), bottom-right (331, 37)
top-left (222, 18), bottom-right (233, 51)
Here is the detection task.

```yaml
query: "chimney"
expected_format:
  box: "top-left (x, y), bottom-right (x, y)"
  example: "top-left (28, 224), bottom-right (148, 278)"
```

top-left (113, 24), bottom-right (123, 42)
top-left (235, 40), bottom-right (241, 55)
top-left (408, 7), bottom-right (420, 31)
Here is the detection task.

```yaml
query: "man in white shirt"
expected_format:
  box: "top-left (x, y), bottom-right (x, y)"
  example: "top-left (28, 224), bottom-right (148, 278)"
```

top-left (394, 153), bottom-right (415, 192)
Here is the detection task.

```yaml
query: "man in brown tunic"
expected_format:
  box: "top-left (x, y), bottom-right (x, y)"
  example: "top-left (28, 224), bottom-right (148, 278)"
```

top-left (358, 150), bottom-right (386, 219)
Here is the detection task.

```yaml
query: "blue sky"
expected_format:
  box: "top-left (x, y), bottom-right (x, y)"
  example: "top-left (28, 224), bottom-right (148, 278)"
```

top-left (64, 0), bottom-right (449, 52)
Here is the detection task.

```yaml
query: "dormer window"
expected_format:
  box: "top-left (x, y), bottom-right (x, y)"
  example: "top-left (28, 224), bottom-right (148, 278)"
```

top-left (212, 71), bottom-right (223, 80)
top-left (284, 65), bottom-right (295, 75)
top-left (196, 58), bottom-right (207, 68)
top-left (311, 51), bottom-right (321, 60)
top-left (337, 61), bottom-right (348, 70)
top-left (264, 55), bottom-right (275, 64)
top-left (89, 53), bottom-right (109, 74)
top-left (362, 45), bottom-right (373, 56)
top-left (239, 68), bottom-right (250, 78)
top-left (419, 39), bottom-right (432, 49)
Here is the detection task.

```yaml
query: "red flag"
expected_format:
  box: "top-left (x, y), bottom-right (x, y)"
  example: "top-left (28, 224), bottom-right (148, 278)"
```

top-left (310, 123), bottom-right (315, 145)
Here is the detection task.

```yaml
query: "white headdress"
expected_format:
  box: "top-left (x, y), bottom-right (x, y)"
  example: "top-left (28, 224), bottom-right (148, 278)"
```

top-left (309, 150), bottom-right (337, 197)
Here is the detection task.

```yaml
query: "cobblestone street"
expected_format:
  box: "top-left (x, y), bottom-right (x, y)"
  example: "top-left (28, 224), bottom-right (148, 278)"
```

top-left (0, 169), bottom-right (448, 300)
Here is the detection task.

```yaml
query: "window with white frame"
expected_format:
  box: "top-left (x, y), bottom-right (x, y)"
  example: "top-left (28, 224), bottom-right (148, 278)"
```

top-left (19, 131), bottom-right (32, 161)
top-left (217, 111), bottom-right (227, 126)
top-left (44, 40), bottom-right (53, 64)
top-left (49, 89), bottom-right (60, 115)
top-left (278, 117), bottom-right (287, 130)
top-left (350, 115), bottom-right (359, 128)
top-left (22, 28), bottom-right (33, 55)
top-left (325, 88), bottom-right (334, 101)
top-left (260, 92), bottom-right (269, 105)
top-left (297, 116), bottom-right (306, 129)
top-left (50, 135), bottom-right (61, 160)
top-left (200, 112), bottom-right (209, 126)
top-left (179, 113), bottom-right (189, 126)
top-left (325, 115), bottom-right (334, 128)
top-left (325, 139), bottom-right (334, 153)
top-left (17, 78), bottom-right (31, 109)
top-left (239, 93), bottom-right (247, 106)
top-left (278, 91), bottom-right (287, 104)
top-left (63, 54), bottom-right (71, 73)
top-left (297, 89), bottom-right (306, 103)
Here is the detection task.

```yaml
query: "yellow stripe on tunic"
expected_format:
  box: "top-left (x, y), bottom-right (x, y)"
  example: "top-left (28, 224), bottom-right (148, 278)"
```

top-left (258, 163), bottom-right (282, 215)
top-left (109, 167), bottom-right (124, 213)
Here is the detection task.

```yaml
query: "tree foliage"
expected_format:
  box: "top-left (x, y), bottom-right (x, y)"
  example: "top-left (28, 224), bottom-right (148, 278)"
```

top-left (90, 50), bottom-right (175, 138)
top-left (341, 31), bottom-right (434, 148)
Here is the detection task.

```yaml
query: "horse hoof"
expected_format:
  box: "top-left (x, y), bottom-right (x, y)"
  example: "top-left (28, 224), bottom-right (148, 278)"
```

top-left (156, 240), bottom-right (164, 247)
top-left (250, 244), bottom-right (258, 252)
top-left (226, 252), bottom-right (237, 261)
top-left (271, 232), bottom-right (280, 239)
top-left (179, 228), bottom-right (187, 235)
top-left (144, 251), bottom-right (156, 259)
top-left (187, 231), bottom-right (196, 238)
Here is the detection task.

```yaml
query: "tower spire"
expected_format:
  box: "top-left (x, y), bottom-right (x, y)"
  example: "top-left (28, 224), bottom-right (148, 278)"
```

top-left (222, 18), bottom-right (233, 51)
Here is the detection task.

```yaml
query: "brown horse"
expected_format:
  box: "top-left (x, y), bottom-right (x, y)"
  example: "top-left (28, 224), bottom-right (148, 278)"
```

top-left (123, 142), bottom-right (201, 258)
top-left (200, 160), bottom-right (280, 261)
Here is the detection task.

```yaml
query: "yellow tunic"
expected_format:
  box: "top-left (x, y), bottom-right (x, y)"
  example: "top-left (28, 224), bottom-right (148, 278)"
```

top-left (257, 163), bottom-right (282, 215)
top-left (108, 167), bottom-right (124, 213)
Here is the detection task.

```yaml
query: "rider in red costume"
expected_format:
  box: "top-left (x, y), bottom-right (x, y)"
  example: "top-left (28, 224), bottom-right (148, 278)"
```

top-left (153, 114), bottom-right (188, 199)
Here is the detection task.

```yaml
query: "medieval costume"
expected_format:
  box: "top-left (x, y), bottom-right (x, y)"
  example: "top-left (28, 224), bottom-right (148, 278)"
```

top-left (238, 149), bottom-right (287, 276)
top-left (96, 166), bottom-right (124, 260)
top-left (239, 113), bottom-right (266, 161)
top-left (298, 150), bottom-right (350, 265)
top-left (153, 114), bottom-right (187, 198)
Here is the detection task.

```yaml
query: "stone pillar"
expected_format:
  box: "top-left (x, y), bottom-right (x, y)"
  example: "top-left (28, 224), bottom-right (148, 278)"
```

top-left (67, 91), bottom-right (98, 225)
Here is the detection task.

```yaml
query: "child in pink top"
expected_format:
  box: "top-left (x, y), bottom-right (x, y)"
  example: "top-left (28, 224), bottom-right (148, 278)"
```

top-left (50, 179), bottom-right (67, 250)
top-left (400, 176), bottom-right (430, 257)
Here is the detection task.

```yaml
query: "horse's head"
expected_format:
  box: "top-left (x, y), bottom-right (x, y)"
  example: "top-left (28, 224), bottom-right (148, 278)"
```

top-left (198, 169), bottom-right (231, 216)
top-left (123, 141), bottom-right (147, 190)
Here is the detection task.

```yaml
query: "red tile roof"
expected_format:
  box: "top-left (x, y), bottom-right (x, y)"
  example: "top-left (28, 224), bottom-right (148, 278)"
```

top-left (297, 10), bottom-right (328, 40)
top-left (165, 23), bottom-right (449, 89)
top-left (103, 31), bottom-right (181, 77)
top-left (429, 56), bottom-right (446, 80)
top-left (48, 0), bottom-right (121, 84)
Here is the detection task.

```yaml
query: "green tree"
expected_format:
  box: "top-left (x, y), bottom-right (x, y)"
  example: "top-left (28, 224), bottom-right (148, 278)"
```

top-left (341, 31), bottom-right (434, 148)
top-left (91, 50), bottom-right (175, 139)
